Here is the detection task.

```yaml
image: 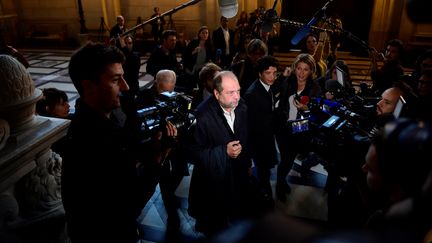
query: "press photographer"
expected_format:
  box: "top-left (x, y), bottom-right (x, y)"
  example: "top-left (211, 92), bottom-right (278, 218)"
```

top-left (303, 81), bottom-right (418, 228)
top-left (135, 69), bottom-right (193, 233)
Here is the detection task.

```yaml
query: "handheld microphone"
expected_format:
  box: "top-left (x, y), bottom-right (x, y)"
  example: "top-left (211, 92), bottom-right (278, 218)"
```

top-left (215, 49), bottom-right (222, 61)
top-left (218, 0), bottom-right (238, 18)
top-left (300, 96), bottom-right (310, 105)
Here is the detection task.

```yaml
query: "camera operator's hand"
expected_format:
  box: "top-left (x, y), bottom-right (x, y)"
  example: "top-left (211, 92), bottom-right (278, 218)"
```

top-left (152, 121), bottom-right (178, 165)
top-left (165, 120), bottom-right (178, 138)
top-left (227, 140), bottom-right (242, 159)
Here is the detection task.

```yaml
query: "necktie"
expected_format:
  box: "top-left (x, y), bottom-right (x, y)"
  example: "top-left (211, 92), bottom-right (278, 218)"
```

top-left (269, 88), bottom-right (274, 111)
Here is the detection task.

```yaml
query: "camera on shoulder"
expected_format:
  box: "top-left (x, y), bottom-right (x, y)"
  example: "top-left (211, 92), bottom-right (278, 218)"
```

top-left (137, 91), bottom-right (195, 142)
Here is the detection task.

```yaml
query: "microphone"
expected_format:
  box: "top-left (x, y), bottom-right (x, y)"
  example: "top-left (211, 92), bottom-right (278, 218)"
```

top-left (262, 0), bottom-right (279, 33)
top-left (291, 0), bottom-right (334, 45)
top-left (300, 96), bottom-right (310, 105)
top-left (218, 0), bottom-right (238, 18)
top-left (295, 95), bottom-right (310, 105)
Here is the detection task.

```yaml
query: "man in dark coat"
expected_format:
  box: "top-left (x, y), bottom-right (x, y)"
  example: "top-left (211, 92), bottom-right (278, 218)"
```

top-left (188, 71), bottom-right (258, 237)
top-left (230, 38), bottom-right (267, 96)
top-left (244, 56), bottom-right (280, 210)
top-left (150, 7), bottom-right (166, 44)
top-left (370, 39), bottom-right (405, 95)
top-left (62, 42), bottom-right (177, 242)
top-left (109, 15), bottom-right (126, 47)
top-left (146, 30), bottom-right (182, 77)
top-left (213, 16), bottom-right (235, 69)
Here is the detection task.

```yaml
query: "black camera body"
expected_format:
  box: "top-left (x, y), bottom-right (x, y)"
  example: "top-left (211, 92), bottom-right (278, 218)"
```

top-left (305, 96), bottom-right (379, 175)
top-left (137, 91), bottom-right (195, 140)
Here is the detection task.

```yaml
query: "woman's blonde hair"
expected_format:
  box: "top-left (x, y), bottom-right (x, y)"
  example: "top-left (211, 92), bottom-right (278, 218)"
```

top-left (291, 53), bottom-right (317, 80)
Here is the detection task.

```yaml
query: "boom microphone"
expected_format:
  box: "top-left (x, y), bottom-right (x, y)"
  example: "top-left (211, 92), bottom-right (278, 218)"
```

top-left (262, 0), bottom-right (279, 33)
top-left (218, 0), bottom-right (238, 18)
top-left (291, 0), bottom-right (334, 45)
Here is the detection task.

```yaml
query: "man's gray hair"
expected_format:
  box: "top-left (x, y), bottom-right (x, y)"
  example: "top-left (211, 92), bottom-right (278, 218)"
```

top-left (155, 69), bottom-right (176, 84)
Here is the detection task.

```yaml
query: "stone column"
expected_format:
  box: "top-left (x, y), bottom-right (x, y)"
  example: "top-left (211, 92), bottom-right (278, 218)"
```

top-left (0, 55), bottom-right (70, 242)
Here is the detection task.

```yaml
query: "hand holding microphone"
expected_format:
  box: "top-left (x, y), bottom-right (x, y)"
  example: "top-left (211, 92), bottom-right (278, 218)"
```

top-left (295, 95), bottom-right (310, 110)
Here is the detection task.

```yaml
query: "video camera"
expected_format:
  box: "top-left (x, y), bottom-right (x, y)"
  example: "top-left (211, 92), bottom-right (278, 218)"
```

top-left (136, 91), bottom-right (195, 140)
top-left (290, 96), bottom-right (379, 176)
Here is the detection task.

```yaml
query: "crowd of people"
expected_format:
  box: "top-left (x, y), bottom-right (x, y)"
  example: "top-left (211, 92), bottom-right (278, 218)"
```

top-left (25, 6), bottom-right (432, 243)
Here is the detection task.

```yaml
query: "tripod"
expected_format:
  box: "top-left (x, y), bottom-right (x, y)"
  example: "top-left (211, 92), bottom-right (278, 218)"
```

top-left (98, 17), bottom-right (110, 42)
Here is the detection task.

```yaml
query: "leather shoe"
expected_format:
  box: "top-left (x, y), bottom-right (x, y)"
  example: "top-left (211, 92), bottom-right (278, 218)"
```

top-left (276, 183), bottom-right (291, 202)
top-left (276, 187), bottom-right (287, 202)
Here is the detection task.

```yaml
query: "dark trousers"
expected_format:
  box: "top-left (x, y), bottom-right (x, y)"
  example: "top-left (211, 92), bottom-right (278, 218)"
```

top-left (276, 131), bottom-right (311, 185)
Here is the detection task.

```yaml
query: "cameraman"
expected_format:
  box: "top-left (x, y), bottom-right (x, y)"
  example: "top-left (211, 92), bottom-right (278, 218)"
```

top-left (324, 82), bottom-right (418, 228)
top-left (362, 119), bottom-right (432, 242)
top-left (136, 69), bottom-right (189, 233)
top-left (61, 42), bottom-right (178, 242)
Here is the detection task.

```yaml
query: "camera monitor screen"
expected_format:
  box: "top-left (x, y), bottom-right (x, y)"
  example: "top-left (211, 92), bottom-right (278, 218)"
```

top-left (323, 115), bottom-right (340, 128)
top-left (336, 66), bottom-right (346, 87)
top-left (393, 95), bottom-right (406, 119)
top-left (290, 118), bottom-right (309, 134)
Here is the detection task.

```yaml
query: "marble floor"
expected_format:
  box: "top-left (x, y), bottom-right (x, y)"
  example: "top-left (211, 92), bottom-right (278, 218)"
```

top-left (23, 48), bottom-right (329, 243)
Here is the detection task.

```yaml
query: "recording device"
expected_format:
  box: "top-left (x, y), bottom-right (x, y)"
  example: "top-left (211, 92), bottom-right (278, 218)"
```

top-left (262, 0), bottom-right (279, 33)
top-left (303, 96), bottom-right (378, 179)
top-left (336, 66), bottom-right (346, 87)
top-left (393, 95), bottom-right (406, 119)
top-left (295, 95), bottom-right (310, 105)
top-left (215, 48), bottom-right (222, 61)
top-left (137, 91), bottom-right (195, 140)
top-left (291, 0), bottom-right (334, 45)
top-left (290, 118), bottom-right (309, 134)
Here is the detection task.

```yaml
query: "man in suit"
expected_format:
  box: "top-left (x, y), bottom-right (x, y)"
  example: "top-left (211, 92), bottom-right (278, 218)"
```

top-left (150, 7), bottom-right (166, 44)
top-left (62, 42), bottom-right (178, 242)
top-left (244, 56), bottom-right (280, 210)
top-left (110, 15), bottom-right (125, 37)
top-left (146, 30), bottom-right (182, 78)
top-left (212, 16), bottom-right (235, 69)
top-left (188, 71), bottom-right (258, 236)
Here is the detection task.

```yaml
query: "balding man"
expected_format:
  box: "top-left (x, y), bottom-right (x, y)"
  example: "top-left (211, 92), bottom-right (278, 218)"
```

top-left (110, 15), bottom-right (125, 39)
top-left (136, 69), bottom-right (189, 232)
top-left (188, 71), bottom-right (259, 236)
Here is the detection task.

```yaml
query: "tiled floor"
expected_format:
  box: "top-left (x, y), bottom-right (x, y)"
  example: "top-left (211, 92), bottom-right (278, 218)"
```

top-left (24, 48), bottom-right (329, 243)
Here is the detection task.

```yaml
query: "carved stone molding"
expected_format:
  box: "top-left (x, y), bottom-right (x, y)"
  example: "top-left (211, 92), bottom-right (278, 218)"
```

top-left (0, 55), bottom-right (70, 241)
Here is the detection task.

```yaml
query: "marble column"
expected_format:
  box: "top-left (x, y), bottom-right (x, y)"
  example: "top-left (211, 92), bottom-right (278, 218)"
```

top-left (0, 55), bottom-right (70, 242)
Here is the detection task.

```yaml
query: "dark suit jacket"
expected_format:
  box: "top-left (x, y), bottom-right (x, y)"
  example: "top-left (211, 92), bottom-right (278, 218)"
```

top-left (62, 102), bottom-right (143, 242)
top-left (110, 24), bottom-right (124, 38)
top-left (146, 45), bottom-right (180, 77)
top-left (212, 27), bottom-right (235, 68)
top-left (244, 79), bottom-right (278, 168)
top-left (187, 96), bottom-right (253, 230)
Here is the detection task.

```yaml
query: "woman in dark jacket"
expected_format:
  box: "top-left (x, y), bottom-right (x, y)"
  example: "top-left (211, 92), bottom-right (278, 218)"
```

top-left (182, 26), bottom-right (214, 91)
top-left (273, 53), bottom-right (322, 202)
